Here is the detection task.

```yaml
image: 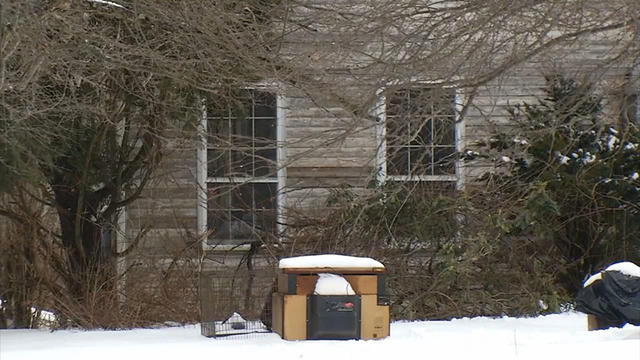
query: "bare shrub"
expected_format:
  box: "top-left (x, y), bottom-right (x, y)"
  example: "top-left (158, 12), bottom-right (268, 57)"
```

top-left (284, 182), bottom-right (572, 320)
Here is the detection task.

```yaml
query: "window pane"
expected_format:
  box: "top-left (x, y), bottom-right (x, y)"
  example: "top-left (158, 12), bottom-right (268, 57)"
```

top-left (207, 184), bottom-right (234, 246)
top-left (207, 183), bottom-right (277, 245)
top-left (254, 118), bottom-right (277, 141)
top-left (207, 184), bottom-right (230, 209)
top-left (433, 118), bottom-right (455, 145)
top-left (433, 147), bottom-right (456, 175)
top-left (410, 118), bottom-right (432, 146)
top-left (230, 150), bottom-right (253, 176)
top-left (386, 119), bottom-right (408, 148)
top-left (409, 147), bottom-right (432, 175)
top-left (385, 86), bottom-right (457, 177)
top-left (253, 183), bottom-right (277, 237)
top-left (230, 118), bottom-right (252, 146)
top-left (254, 148), bottom-right (277, 177)
top-left (206, 89), bottom-right (279, 247)
top-left (231, 183), bottom-right (253, 209)
top-left (254, 183), bottom-right (277, 210)
top-left (207, 149), bottom-right (229, 178)
top-left (229, 210), bottom-right (259, 241)
top-left (254, 92), bottom-right (277, 119)
top-left (387, 147), bottom-right (409, 176)
top-left (208, 119), bottom-right (229, 145)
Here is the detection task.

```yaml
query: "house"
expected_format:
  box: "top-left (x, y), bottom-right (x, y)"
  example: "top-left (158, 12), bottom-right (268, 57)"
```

top-left (109, 2), bottom-right (639, 323)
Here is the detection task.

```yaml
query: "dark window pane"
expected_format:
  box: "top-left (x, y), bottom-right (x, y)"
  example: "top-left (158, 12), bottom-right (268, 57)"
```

top-left (254, 92), bottom-right (277, 118)
top-left (207, 89), bottom-right (277, 177)
top-left (207, 210), bottom-right (230, 244)
top-left (254, 149), bottom-right (277, 177)
top-left (207, 182), bottom-right (277, 245)
top-left (230, 118), bottom-right (252, 145)
top-left (229, 210), bottom-right (259, 241)
top-left (386, 86), bottom-right (457, 177)
top-left (409, 148), bottom-right (432, 175)
top-left (206, 89), bottom-right (279, 246)
top-left (410, 118), bottom-right (432, 146)
top-left (230, 150), bottom-right (253, 176)
top-left (386, 120), bottom-right (408, 148)
top-left (254, 119), bottom-right (277, 141)
top-left (254, 183), bottom-right (277, 210)
top-left (433, 119), bottom-right (455, 145)
top-left (207, 149), bottom-right (229, 177)
top-left (208, 119), bottom-right (229, 145)
top-left (255, 209), bottom-right (277, 235)
top-left (231, 184), bottom-right (253, 209)
top-left (207, 184), bottom-right (230, 209)
top-left (387, 147), bottom-right (409, 176)
top-left (433, 147), bottom-right (456, 175)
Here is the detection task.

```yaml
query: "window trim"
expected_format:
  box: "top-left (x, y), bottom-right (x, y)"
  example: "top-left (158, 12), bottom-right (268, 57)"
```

top-left (197, 87), bottom-right (286, 252)
top-left (375, 82), bottom-right (465, 190)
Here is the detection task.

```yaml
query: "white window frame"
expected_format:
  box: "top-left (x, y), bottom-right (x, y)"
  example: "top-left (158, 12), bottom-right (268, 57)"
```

top-left (374, 82), bottom-right (465, 190)
top-left (197, 86), bottom-right (287, 252)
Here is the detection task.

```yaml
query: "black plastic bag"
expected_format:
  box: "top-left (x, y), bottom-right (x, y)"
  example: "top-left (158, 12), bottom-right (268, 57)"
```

top-left (575, 271), bottom-right (640, 327)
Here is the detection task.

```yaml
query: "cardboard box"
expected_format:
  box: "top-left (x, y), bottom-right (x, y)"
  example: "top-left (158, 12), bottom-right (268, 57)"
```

top-left (272, 293), bottom-right (307, 340)
top-left (278, 273), bottom-right (383, 296)
top-left (361, 295), bottom-right (390, 339)
top-left (277, 273), bottom-right (319, 295)
top-left (273, 264), bottom-right (389, 340)
top-left (344, 275), bottom-right (378, 295)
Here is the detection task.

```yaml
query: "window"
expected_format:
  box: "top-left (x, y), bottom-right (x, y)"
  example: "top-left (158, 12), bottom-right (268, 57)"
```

top-left (198, 89), bottom-right (285, 251)
top-left (377, 85), bottom-right (462, 187)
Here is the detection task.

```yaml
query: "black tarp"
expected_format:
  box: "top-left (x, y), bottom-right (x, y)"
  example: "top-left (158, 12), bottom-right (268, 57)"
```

top-left (575, 271), bottom-right (640, 327)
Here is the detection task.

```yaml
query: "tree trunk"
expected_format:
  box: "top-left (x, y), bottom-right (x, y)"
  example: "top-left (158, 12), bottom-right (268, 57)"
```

top-left (52, 184), bottom-right (116, 325)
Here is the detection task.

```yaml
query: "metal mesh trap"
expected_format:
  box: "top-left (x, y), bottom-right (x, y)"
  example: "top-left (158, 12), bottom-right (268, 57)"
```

top-left (200, 251), bottom-right (276, 338)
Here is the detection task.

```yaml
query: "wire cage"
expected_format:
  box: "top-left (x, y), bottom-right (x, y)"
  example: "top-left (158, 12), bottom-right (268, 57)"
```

top-left (200, 249), bottom-right (276, 337)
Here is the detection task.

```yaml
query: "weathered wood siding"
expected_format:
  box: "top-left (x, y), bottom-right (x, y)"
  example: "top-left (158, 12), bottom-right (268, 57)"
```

top-left (284, 92), bottom-right (377, 212)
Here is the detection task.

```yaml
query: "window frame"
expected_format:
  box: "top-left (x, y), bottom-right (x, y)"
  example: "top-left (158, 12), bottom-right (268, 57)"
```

top-left (197, 85), bottom-right (287, 252)
top-left (375, 82), bottom-right (465, 189)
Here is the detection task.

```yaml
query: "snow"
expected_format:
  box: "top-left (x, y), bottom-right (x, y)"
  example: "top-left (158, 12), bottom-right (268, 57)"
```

top-left (86, 0), bottom-right (125, 8)
top-left (314, 273), bottom-right (356, 295)
top-left (279, 255), bottom-right (385, 269)
top-left (605, 261), bottom-right (640, 278)
top-left (513, 137), bottom-right (529, 145)
top-left (90, 182), bottom-right (105, 192)
top-left (583, 261), bottom-right (640, 287)
top-left (581, 152), bottom-right (596, 164)
top-left (606, 135), bottom-right (619, 151)
top-left (555, 152), bottom-right (570, 165)
top-left (1, 313), bottom-right (638, 360)
top-left (213, 313), bottom-right (268, 336)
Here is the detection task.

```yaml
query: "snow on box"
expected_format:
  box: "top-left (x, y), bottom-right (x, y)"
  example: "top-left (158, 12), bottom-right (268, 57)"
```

top-left (278, 254), bottom-right (384, 269)
top-left (313, 273), bottom-right (356, 295)
top-left (583, 261), bottom-right (640, 287)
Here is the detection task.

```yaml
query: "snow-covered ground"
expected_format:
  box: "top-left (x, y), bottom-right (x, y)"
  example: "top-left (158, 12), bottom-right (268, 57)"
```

top-left (1, 312), bottom-right (638, 360)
